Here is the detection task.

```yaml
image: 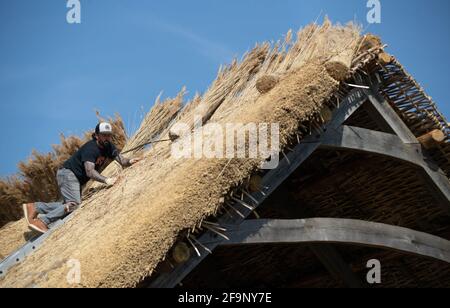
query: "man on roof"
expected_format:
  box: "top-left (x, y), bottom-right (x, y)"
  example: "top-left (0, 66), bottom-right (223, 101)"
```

top-left (22, 122), bottom-right (141, 234)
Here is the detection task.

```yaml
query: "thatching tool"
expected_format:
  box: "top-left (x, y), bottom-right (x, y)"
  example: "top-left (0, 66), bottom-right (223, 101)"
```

top-left (121, 132), bottom-right (180, 155)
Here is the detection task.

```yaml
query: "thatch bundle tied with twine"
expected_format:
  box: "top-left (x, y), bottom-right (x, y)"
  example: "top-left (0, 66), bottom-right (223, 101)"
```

top-left (1, 19), bottom-right (375, 288)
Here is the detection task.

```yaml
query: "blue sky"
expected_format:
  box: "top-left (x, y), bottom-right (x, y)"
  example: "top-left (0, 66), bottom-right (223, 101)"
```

top-left (0, 0), bottom-right (449, 176)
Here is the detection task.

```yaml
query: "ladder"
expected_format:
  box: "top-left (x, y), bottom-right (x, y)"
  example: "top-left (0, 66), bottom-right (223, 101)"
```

top-left (0, 215), bottom-right (73, 278)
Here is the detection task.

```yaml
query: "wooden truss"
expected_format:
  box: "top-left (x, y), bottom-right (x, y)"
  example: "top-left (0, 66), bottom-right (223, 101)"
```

top-left (150, 76), bottom-right (450, 288)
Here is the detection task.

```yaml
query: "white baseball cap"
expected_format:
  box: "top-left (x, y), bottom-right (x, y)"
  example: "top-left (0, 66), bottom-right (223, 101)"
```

top-left (95, 122), bottom-right (113, 135)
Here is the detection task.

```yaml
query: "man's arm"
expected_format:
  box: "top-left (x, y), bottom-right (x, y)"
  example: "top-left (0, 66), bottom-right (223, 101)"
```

top-left (115, 154), bottom-right (142, 168)
top-left (84, 161), bottom-right (107, 183)
top-left (115, 154), bottom-right (132, 168)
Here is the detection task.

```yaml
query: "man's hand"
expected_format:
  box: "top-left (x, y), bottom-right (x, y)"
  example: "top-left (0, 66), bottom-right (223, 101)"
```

top-left (105, 177), bottom-right (118, 187)
top-left (129, 157), bottom-right (142, 165)
top-left (116, 155), bottom-right (142, 167)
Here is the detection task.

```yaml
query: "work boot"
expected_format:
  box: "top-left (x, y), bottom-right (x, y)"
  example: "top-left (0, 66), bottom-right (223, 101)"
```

top-left (23, 203), bottom-right (38, 224)
top-left (28, 218), bottom-right (49, 234)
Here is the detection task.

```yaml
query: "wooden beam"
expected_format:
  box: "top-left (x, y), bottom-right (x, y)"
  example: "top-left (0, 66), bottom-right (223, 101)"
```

top-left (417, 129), bottom-right (446, 150)
top-left (320, 125), bottom-right (450, 212)
top-left (327, 88), bottom-right (368, 130)
top-left (309, 244), bottom-right (364, 288)
top-left (365, 89), bottom-right (418, 144)
top-left (357, 75), bottom-right (418, 144)
top-left (320, 125), bottom-right (423, 164)
top-left (172, 243), bottom-right (191, 264)
top-left (218, 219), bottom-right (450, 264)
top-left (377, 52), bottom-right (393, 66)
top-left (148, 90), bottom-right (369, 288)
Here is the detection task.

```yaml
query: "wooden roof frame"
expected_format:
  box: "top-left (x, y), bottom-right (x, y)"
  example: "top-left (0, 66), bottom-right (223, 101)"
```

top-left (149, 73), bottom-right (450, 288)
top-left (218, 218), bottom-right (450, 265)
top-left (1, 71), bottom-right (448, 287)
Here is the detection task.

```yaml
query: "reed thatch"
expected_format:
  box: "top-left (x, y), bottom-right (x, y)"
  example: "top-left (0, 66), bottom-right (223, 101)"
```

top-left (3, 19), bottom-right (441, 288)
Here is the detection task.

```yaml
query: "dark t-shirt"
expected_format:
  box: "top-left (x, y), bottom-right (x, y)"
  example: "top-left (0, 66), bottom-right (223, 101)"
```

top-left (63, 139), bottom-right (118, 185)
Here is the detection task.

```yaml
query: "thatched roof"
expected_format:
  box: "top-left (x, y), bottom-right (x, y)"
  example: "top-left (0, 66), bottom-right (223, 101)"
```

top-left (0, 19), bottom-right (449, 288)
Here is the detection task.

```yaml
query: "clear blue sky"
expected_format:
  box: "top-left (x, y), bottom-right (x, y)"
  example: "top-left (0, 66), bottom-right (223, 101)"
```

top-left (1, 0), bottom-right (449, 177)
